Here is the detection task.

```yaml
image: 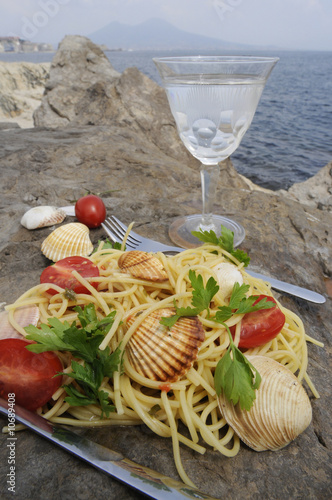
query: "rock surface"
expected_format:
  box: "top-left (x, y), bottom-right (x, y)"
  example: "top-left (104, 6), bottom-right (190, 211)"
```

top-left (278, 161), bottom-right (332, 213)
top-left (0, 35), bottom-right (331, 500)
top-left (0, 61), bottom-right (50, 128)
top-left (33, 35), bottom-right (197, 167)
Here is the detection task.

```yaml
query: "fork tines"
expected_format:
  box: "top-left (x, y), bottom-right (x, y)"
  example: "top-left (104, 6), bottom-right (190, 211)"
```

top-left (103, 216), bottom-right (140, 250)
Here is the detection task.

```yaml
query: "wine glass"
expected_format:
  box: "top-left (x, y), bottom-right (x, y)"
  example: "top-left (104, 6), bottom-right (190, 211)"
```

top-left (153, 55), bottom-right (279, 248)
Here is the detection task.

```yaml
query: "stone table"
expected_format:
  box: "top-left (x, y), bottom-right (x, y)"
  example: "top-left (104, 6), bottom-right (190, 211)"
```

top-left (0, 122), bottom-right (331, 500)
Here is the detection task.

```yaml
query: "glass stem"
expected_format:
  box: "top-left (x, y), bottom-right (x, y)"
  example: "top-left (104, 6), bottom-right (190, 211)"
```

top-left (200, 163), bottom-right (220, 229)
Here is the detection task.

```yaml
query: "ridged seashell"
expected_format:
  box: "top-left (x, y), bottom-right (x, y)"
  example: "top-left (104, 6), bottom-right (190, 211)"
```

top-left (213, 262), bottom-right (243, 299)
top-left (118, 251), bottom-right (168, 282)
top-left (126, 308), bottom-right (205, 382)
top-left (41, 223), bottom-right (93, 262)
top-left (218, 355), bottom-right (312, 451)
top-left (21, 206), bottom-right (66, 230)
top-left (0, 306), bottom-right (40, 340)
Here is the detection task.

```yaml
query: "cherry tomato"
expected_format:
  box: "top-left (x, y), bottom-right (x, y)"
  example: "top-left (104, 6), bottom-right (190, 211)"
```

top-left (75, 195), bottom-right (106, 228)
top-left (40, 256), bottom-right (100, 295)
top-left (0, 339), bottom-right (63, 411)
top-left (231, 295), bottom-right (286, 348)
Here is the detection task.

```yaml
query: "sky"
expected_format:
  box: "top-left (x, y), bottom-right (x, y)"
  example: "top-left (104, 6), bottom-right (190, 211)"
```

top-left (0, 0), bottom-right (331, 51)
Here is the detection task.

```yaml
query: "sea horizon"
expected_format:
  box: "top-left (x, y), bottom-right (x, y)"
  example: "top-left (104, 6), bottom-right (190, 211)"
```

top-left (1, 48), bottom-right (331, 191)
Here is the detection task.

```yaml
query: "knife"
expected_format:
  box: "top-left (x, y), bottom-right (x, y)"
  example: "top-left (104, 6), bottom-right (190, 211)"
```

top-left (0, 398), bottom-right (217, 500)
top-left (246, 270), bottom-right (326, 304)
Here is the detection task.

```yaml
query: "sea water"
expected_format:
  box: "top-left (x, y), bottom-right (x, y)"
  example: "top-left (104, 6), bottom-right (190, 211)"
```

top-left (1, 49), bottom-right (331, 190)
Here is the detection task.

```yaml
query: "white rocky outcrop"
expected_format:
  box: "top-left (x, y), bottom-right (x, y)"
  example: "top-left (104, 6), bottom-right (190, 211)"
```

top-left (0, 61), bottom-right (50, 128)
top-left (278, 162), bottom-right (332, 213)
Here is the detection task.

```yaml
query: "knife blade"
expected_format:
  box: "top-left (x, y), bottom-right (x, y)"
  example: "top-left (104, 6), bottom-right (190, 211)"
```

top-left (246, 270), bottom-right (326, 304)
top-left (0, 398), bottom-right (217, 500)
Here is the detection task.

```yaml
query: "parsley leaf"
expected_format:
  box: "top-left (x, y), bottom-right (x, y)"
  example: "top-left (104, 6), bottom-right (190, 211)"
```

top-left (62, 384), bottom-right (98, 407)
top-left (190, 272), bottom-right (220, 313)
top-left (92, 239), bottom-right (123, 254)
top-left (192, 225), bottom-right (250, 267)
top-left (214, 338), bottom-right (261, 410)
top-left (213, 283), bottom-right (276, 410)
top-left (214, 283), bottom-right (275, 324)
top-left (63, 288), bottom-right (77, 301)
top-left (25, 304), bottom-right (121, 418)
top-left (160, 270), bottom-right (219, 327)
top-left (57, 357), bottom-right (117, 417)
top-left (213, 283), bottom-right (275, 411)
top-left (24, 319), bottom-right (73, 353)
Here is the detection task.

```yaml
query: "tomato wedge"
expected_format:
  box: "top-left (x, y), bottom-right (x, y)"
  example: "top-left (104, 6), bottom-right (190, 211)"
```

top-left (231, 295), bottom-right (286, 348)
top-left (0, 339), bottom-right (63, 411)
top-left (40, 256), bottom-right (100, 295)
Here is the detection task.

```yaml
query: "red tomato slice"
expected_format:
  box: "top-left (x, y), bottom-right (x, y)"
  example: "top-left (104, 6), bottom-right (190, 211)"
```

top-left (231, 295), bottom-right (286, 348)
top-left (75, 195), bottom-right (106, 228)
top-left (40, 256), bottom-right (99, 296)
top-left (0, 339), bottom-right (63, 411)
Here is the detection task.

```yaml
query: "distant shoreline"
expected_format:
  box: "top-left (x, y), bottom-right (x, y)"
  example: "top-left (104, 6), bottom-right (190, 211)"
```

top-left (0, 50), bottom-right (331, 191)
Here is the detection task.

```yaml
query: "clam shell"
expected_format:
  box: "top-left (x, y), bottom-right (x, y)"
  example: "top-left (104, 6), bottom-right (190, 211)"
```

top-left (21, 206), bottom-right (66, 230)
top-left (41, 223), bottom-right (93, 262)
top-left (0, 305), bottom-right (40, 340)
top-left (118, 250), bottom-right (168, 282)
top-left (126, 308), bottom-right (205, 382)
top-left (218, 355), bottom-right (312, 451)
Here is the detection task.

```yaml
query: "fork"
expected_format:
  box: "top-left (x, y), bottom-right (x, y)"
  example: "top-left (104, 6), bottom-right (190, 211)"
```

top-left (101, 216), bottom-right (326, 303)
top-left (101, 216), bottom-right (183, 253)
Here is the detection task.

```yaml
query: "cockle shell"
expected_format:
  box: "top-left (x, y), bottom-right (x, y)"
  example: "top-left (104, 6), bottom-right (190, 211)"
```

top-left (41, 222), bottom-right (93, 262)
top-left (21, 206), bottom-right (66, 230)
top-left (0, 305), bottom-right (40, 340)
top-left (126, 308), bottom-right (205, 382)
top-left (218, 355), bottom-right (312, 451)
top-left (213, 262), bottom-right (243, 299)
top-left (118, 250), bottom-right (168, 282)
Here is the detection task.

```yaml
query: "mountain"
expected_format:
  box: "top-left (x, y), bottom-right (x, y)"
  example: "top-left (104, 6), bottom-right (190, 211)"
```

top-left (89, 18), bottom-right (253, 51)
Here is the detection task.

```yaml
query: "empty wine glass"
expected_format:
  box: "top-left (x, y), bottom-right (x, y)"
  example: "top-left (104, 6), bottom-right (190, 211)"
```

top-left (153, 55), bottom-right (279, 248)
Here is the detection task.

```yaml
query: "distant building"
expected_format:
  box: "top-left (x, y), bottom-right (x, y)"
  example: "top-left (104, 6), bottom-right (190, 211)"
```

top-left (0, 37), bottom-right (53, 52)
top-left (0, 37), bottom-right (21, 52)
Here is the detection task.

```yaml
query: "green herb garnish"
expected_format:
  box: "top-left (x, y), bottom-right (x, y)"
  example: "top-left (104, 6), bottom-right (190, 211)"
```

top-left (192, 225), bottom-right (250, 267)
top-left (213, 283), bottom-right (275, 410)
top-left (63, 288), bottom-right (77, 301)
top-left (160, 269), bottom-right (219, 328)
top-left (214, 328), bottom-right (261, 411)
top-left (214, 282), bottom-right (275, 324)
top-left (92, 238), bottom-right (123, 253)
top-left (25, 304), bottom-right (121, 417)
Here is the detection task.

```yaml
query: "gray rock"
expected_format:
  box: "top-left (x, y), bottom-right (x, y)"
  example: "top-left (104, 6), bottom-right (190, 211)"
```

top-left (0, 122), bottom-right (20, 130)
top-left (0, 61), bottom-right (50, 128)
top-left (33, 35), bottom-right (198, 169)
top-left (278, 161), bottom-right (332, 212)
top-left (0, 35), bottom-right (331, 500)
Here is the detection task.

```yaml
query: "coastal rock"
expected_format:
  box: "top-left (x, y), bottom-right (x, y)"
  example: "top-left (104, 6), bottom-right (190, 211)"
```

top-left (0, 34), bottom-right (331, 500)
top-left (33, 35), bottom-right (199, 168)
top-left (33, 35), bottom-right (120, 128)
top-left (278, 161), bottom-right (332, 212)
top-left (0, 61), bottom-right (50, 128)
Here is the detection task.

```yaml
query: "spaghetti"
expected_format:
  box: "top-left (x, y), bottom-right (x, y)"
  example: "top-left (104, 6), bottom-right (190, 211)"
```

top-left (4, 241), bottom-right (322, 486)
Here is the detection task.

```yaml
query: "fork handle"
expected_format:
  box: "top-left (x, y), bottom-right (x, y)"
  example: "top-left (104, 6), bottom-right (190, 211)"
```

top-left (145, 241), bottom-right (183, 253)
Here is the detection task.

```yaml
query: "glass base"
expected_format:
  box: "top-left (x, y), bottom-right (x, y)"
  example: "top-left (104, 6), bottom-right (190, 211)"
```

top-left (169, 214), bottom-right (245, 249)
